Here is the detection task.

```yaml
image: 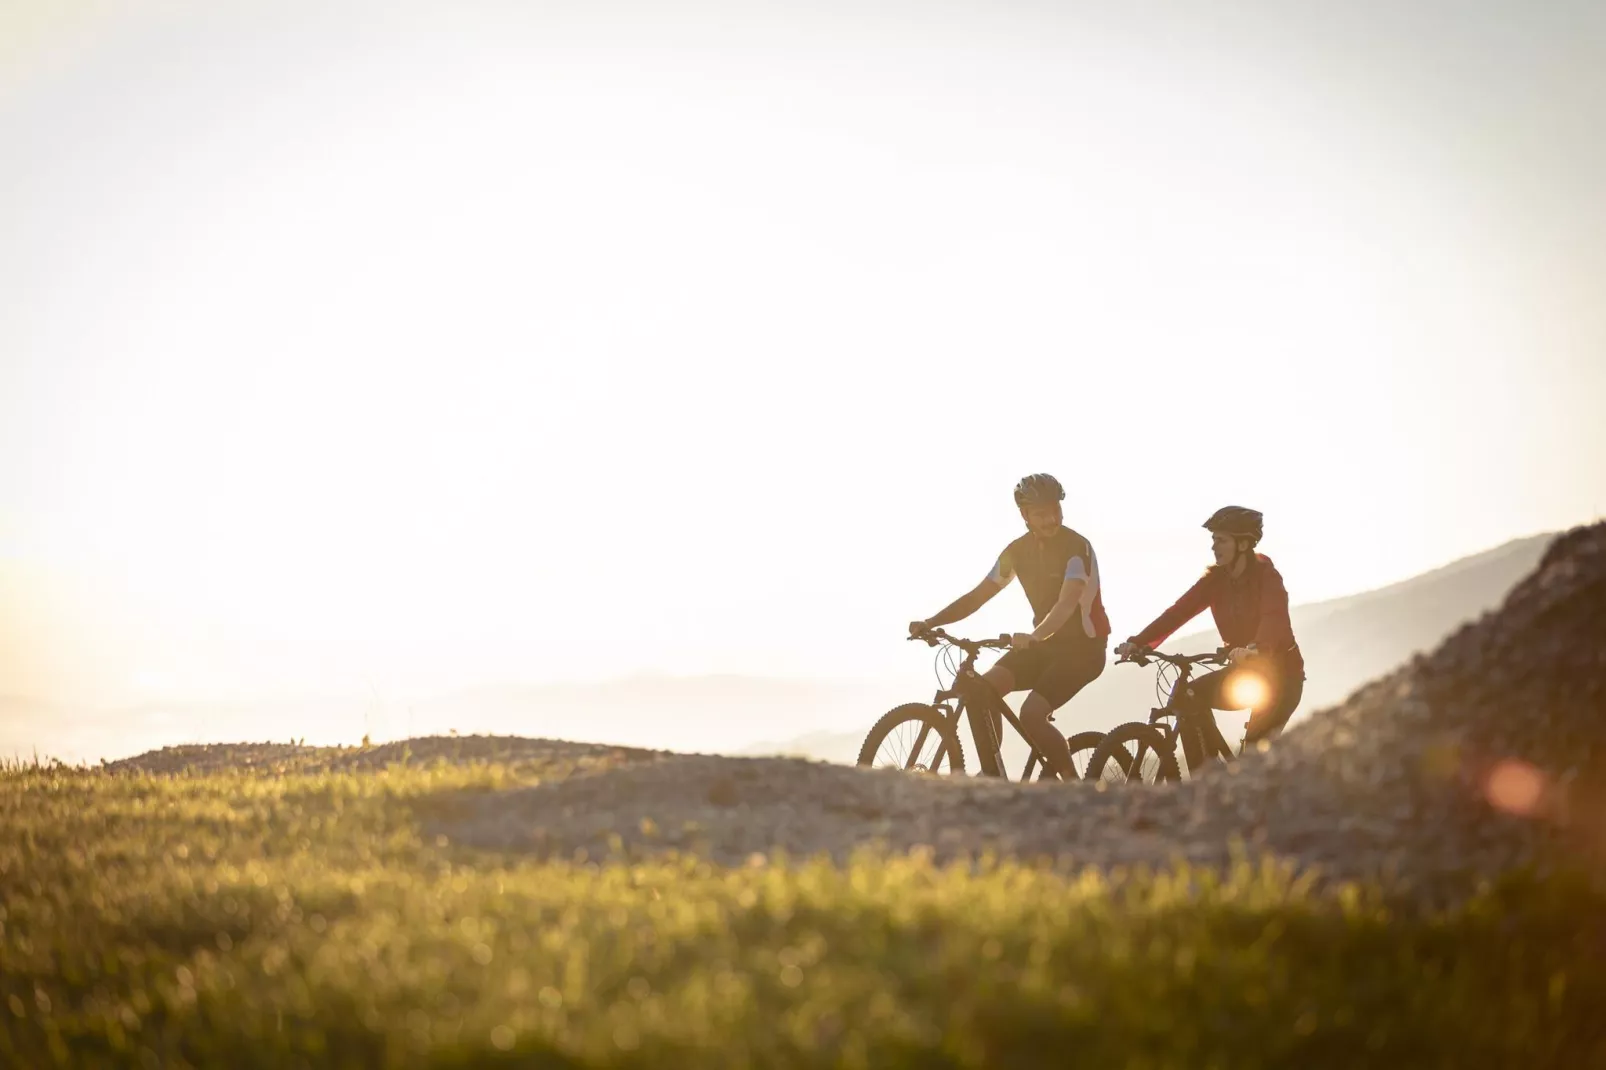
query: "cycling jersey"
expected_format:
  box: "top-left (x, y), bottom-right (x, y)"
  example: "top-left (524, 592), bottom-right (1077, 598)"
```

top-left (1130, 553), bottom-right (1305, 677)
top-left (988, 526), bottom-right (1111, 641)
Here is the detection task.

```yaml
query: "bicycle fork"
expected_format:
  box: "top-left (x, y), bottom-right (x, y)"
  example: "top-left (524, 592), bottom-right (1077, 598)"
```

top-left (935, 682), bottom-right (1006, 776)
top-left (901, 701), bottom-right (967, 772)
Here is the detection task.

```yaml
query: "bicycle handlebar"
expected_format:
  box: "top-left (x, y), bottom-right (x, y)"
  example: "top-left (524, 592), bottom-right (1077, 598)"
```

top-left (1115, 644), bottom-right (1231, 668)
top-left (907, 626), bottom-right (1013, 653)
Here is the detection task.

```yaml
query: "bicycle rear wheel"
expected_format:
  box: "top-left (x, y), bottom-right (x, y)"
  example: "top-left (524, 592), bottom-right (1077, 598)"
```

top-left (1022, 730), bottom-right (1106, 781)
top-left (1084, 722), bottom-right (1180, 785)
top-left (856, 703), bottom-right (967, 775)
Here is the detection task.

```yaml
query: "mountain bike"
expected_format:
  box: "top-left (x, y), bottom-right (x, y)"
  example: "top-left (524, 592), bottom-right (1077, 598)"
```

top-left (856, 626), bottom-right (1102, 780)
top-left (1082, 644), bottom-right (1244, 783)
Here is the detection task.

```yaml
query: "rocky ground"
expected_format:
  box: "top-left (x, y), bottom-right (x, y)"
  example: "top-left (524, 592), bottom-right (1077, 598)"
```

top-left (109, 522), bottom-right (1606, 905)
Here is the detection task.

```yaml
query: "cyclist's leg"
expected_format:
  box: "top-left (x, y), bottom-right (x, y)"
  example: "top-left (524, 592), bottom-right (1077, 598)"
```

top-left (1020, 639), bottom-right (1107, 781)
top-left (978, 664), bottom-right (1018, 756)
top-left (1177, 669), bottom-right (1232, 771)
top-left (1244, 672), bottom-right (1304, 746)
top-left (1019, 692), bottom-right (1075, 780)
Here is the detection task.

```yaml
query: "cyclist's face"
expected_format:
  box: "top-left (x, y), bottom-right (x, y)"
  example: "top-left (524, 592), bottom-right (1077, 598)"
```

top-left (1022, 503), bottom-right (1061, 534)
top-left (1211, 531), bottom-right (1238, 566)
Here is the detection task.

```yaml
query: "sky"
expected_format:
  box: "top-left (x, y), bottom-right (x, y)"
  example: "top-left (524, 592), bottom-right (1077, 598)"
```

top-left (1, 0), bottom-right (1602, 725)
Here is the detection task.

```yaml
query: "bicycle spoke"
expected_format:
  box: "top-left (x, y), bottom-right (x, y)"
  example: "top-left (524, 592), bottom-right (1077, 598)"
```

top-left (1137, 745), bottom-right (1162, 782)
top-left (1098, 743), bottom-right (1137, 785)
top-left (1070, 749), bottom-right (1093, 779)
top-left (873, 715), bottom-right (948, 773)
top-left (903, 721), bottom-right (933, 770)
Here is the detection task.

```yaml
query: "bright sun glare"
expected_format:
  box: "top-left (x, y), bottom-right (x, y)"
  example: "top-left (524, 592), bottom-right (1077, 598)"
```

top-left (1224, 671), bottom-right (1271, 712)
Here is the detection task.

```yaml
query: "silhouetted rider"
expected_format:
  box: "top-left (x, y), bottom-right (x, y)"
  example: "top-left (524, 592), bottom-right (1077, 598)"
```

top-left (1116, 506), bottom-right (1305, 763)
top-left (909, 473), bottom-right (1111, 780)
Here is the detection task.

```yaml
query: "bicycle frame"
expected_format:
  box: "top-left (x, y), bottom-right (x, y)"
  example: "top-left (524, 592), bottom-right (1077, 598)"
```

top-left (1144, 660), bottom-right (1237, 772)
top-left (942, 663), bottom-right (1035, 778)
top-left (906, 631), bottom-right (1042, 779)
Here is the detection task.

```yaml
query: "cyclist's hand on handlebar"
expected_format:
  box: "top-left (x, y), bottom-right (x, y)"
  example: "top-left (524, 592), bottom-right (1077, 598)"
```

top-left (1114, 640), bottom-right (1144, 660)
top-left (1227, 644), bottom-right (1258, 665)
top-left (1010, 631), bottom-right (1037, 650)
top-left (908, 619), bottom-right (931, 638)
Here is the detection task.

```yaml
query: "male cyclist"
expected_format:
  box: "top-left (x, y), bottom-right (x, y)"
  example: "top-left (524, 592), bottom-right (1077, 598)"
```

top-left (1114, 506), bottom-right (1305, 764)
top-left (908, 473), bottom-right (1110, 781)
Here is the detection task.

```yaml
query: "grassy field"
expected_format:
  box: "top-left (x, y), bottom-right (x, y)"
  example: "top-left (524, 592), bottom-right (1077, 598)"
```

top-left (3, 748), bottom-right (1605, 1068)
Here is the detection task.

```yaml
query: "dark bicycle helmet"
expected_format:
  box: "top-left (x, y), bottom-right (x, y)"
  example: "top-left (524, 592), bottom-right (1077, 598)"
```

top-left (1013, 473), bottom-right (1065, 508)
top-left (1203, 505), bottom-right (1263, 543)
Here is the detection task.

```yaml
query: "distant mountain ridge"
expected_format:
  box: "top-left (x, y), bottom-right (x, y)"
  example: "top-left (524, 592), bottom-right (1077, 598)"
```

top-left (0, 673), bottom-right (905, 766)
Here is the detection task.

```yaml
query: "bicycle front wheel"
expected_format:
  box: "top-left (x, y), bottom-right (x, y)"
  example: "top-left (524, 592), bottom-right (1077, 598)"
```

top-left (856, 703), bottom-right (967, 775)
top-left (1084, 722), bottom-right (1180, 785)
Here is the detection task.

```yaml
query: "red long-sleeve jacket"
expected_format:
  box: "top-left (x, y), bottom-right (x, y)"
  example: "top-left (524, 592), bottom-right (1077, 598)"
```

top-left (1129, 554), bottom-right (1305, 678)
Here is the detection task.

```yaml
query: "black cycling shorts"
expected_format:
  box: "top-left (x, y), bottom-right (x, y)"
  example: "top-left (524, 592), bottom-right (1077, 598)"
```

top-left (1185, 663), bottom-right (1305, 742)
top-left (993, 636), bottom-right (1108, 710)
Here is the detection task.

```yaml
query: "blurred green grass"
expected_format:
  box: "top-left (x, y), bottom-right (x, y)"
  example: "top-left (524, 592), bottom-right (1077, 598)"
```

top-left (3, 750), bottom-right (1604, 1068)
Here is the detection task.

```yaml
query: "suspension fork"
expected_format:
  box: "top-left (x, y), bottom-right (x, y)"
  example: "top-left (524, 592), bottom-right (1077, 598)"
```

top-left (1164, 665), bottom-right (1208, 775)
top-left (898, 684), bottom-right (965, 771)
top-left (1171, 673), bottom-right (1234, 771)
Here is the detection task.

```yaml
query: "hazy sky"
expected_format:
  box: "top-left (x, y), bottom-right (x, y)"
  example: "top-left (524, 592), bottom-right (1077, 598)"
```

top-left (2, 0), bottom-right (1602, 709)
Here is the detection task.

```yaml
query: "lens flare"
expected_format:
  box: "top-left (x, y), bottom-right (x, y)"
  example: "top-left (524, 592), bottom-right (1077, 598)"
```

top-left (1485, 760), bottom-right (1546, 817)
top-left (1224, 671), bottom-right (1270, 710)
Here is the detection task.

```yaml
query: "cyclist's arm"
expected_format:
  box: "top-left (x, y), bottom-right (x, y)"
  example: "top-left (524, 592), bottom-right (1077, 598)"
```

top-left (1129, 573), bottom-right (1214, 649)
top-left (924, 578), bottom-right (1005, 627)
top-left (923, 553), bottom-right (1012, 627)
top-left (1028, 555), bottom-right (1090, 641)
top-left (1251, 560), bottom-right (1296, 653)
